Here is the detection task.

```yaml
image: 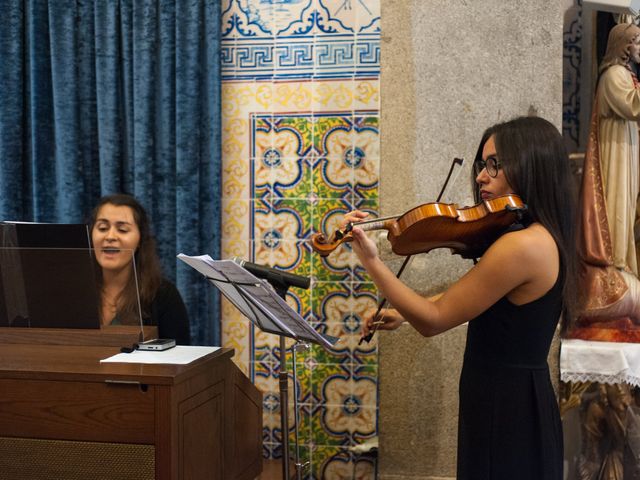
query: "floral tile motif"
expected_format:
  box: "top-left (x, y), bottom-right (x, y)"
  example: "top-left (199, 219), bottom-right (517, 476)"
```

top-left (317, 318), bottom-right (378, 366)
top-left (351, 365), bottom-right (377, 410)
top-left (221, 1), bottom-right (380, 472)
top-left (253, 127), bottom-right (312, 200)
top-left (311, 446), bottom-right (377, 480)
top-left (273, 82), bottom-right (314, 111)
top-left (254, 359), bottom-right (310, 420)
top-left (222, 80), bottom-right (379, 131)
top-left (353, 80), bottom-right (380, 111)
top-left (221, 198), bottom-right (251, 259)
top-left (312, 404), bottom-right (377, 447)
top-left (253, 324), bottom-right (298, 361)
top-left (222, 300), bottom-right (252, 374)
top-left (314, 114), bottom-right (379, 199)
top-left (285, 402), bottom-right (314, 446)
top-left (312, 405), bottom-right (352, 446)
top-left (251, 112), bottom-right (379, 202)
top-left (253, 205), bottom-right (309, 245)
top-left (311, 283), bottom-right (377, 361)
top-left (253, 203), bottom-right (313, 253)
top-left (312, 329), bottom-right (352, 367)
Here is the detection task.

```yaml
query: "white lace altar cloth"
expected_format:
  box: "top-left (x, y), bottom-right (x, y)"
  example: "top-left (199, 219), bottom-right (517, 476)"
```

top-left (561, 339), bottom-right (640, 386)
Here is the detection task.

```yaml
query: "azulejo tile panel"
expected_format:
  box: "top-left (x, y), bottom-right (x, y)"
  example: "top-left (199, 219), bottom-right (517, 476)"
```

top-left (220, 0), bottom-right (380, 477)
top-left (221, 0), bottom-right (380, 80)
top-left (222, 88), bottom-right (380, 477)
top-left (251, 113), bottom-right (379, 203)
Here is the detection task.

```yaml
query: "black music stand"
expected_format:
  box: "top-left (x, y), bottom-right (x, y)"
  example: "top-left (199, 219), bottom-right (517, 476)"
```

top-left (178, 254), bottom-right (338, 480)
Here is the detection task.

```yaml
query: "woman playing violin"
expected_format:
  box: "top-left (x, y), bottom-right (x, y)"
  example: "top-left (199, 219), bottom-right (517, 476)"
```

top-left (344, 116), bottom-right (578, 480)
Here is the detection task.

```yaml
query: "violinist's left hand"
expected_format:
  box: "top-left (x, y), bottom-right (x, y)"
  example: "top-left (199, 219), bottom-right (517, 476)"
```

top-left (340, 210), bottom-right (369, 229)
top-left (350, 226), bottom-right (379, 264)
top-left (339, 210), bottom-right (379, 265)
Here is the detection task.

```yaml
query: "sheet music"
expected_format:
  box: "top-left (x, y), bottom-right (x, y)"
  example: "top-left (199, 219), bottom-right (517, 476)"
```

top-left (179, 254), bottom-right (296, 337)
top-left (101, 346), bottom-right (220, 364)
top-left (178, 254), bottom-right (338, 349)
top-left (243, 282), bottom-right (325, 339)
top-left (177, 254), bottom-right (229, 282)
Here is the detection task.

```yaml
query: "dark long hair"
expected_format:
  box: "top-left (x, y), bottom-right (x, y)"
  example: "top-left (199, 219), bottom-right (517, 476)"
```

top-left (89, 194), bottom-right (162, 324)
top-left (472, 116), bottom-right (579, 329)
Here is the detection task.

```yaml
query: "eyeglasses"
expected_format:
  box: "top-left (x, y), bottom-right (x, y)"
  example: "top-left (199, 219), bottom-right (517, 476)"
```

top-left (473, 157), bottom-right (502, 178)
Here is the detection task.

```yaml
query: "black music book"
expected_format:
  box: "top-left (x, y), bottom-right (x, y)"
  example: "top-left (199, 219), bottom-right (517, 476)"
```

top-left (178, 254), bottom-right (339, 349)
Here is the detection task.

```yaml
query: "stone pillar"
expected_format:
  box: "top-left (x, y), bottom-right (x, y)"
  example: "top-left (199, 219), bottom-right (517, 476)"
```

top-left (379, 1), bottom-right (564, 478)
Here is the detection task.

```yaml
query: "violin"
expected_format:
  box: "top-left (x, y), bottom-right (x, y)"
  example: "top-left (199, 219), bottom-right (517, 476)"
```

top-left (311, 194), bottom-right (527, 260)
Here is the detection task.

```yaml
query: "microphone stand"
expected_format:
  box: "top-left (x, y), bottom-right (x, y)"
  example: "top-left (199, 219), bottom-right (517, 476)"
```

top-left (269, 281), bottom-right (307, 480)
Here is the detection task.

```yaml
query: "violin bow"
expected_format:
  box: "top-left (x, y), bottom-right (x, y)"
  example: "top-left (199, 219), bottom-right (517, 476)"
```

top-left (437, 157), bottom-right (465, 204)
top-left (359, 157), bottom-right (465, 345)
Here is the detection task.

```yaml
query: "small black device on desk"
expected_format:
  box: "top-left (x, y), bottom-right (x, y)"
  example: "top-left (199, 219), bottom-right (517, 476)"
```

top-left (136, 338), bottom-right (176, 351)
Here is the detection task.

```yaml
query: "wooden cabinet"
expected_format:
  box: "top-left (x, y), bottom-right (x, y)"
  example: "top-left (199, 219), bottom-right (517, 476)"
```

top-left (0, 344), bottom-right (262, 480)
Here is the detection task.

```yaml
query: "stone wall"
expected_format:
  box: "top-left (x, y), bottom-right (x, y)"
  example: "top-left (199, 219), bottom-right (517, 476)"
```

top-left (379, 1), bottom-right (565, 478)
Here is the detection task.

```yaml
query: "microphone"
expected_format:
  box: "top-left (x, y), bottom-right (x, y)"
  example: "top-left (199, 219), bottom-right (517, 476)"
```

top-left (233, 258), bottom-right (310, 290)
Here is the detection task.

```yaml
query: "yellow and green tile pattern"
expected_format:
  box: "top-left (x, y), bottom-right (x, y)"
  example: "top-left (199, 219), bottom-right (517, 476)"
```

top-left (221, 1), bottom-right (380, 477)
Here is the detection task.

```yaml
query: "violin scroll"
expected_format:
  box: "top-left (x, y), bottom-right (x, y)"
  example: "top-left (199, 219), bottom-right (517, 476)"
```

top-left (310, 224), bottom-right (354, 257)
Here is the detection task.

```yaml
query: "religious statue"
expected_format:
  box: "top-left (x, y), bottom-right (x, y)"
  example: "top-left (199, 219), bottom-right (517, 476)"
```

top-left (572, 22), bottom-right (640, 338)
top-left (577, 384), bottom-right (633, 480)
top-left (567, 21), bottom-right (640, 480)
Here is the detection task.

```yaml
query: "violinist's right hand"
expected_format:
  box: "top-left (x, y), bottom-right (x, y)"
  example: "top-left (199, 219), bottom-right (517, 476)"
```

top-left (362, 308), bottom-right (405, 337)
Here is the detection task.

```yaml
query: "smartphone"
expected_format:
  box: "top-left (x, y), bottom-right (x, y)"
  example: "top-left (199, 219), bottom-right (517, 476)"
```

top-left (137, 338), bottom-right (176, 351)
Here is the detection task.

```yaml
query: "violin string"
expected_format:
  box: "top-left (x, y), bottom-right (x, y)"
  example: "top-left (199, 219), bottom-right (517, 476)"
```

top-left (356, 214), bottom-right (397, 224)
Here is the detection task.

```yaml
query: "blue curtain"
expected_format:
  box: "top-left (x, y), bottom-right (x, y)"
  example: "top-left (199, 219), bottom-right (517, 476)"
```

top-left (0, 0), bottom-right (222, 346)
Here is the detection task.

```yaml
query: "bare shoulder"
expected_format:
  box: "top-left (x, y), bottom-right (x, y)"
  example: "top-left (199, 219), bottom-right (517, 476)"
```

top-left (480, 223), bottom-right (558, 274)
top-left (480, 223), bottom-right (559, 302)
top-left (431, 223), bottom-right (559, 327)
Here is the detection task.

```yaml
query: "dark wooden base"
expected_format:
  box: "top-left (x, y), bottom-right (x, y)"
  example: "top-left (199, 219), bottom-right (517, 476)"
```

top-left (0, 343), bottom-right (262, 480)
top-left (0, 325), bottom-right (157, 346)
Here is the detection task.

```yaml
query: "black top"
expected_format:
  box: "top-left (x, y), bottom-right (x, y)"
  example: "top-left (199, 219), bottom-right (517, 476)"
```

top-left (111, 279), bottom-right (191, 345)
top-left (148, 279), bottom-right (191, 345)
top-left (457, 274), bottom-right (563, 480)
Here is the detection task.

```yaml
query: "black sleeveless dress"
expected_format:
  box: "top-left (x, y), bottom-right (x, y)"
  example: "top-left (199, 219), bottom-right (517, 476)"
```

top-left (456, 275), bottom-right (564, 480)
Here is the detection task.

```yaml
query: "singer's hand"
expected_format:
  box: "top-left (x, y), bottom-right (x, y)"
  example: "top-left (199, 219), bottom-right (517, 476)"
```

top-left (361, 308), bottom-right (405, 337)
